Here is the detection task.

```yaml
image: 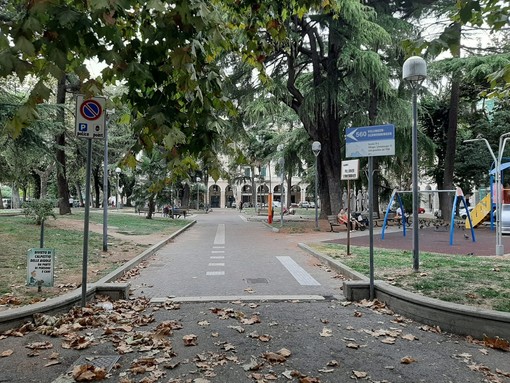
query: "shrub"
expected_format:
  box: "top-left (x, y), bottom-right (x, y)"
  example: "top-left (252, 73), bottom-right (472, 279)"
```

top-left (22, 199), bottom-right (57, 225)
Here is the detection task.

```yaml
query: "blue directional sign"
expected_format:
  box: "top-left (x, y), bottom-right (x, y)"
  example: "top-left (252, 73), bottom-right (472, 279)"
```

top-left (345, 124), bottom-right (395, 158)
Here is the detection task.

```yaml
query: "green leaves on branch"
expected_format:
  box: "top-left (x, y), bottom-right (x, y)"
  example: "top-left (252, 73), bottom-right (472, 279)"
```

top-left (22, 199), bottom-right (57, 226)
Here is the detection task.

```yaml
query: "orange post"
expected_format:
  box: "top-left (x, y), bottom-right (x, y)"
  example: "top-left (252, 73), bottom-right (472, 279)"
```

top-left (268, 193), bottom-right (273, 223)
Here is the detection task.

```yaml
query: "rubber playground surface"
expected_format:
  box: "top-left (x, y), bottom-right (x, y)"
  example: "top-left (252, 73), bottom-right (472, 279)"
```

top-left (325, 225), bottom-right (510, 256)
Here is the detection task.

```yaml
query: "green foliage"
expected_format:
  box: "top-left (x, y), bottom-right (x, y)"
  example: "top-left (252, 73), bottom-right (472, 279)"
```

top-left (22, 198), bottom-right (57, 225)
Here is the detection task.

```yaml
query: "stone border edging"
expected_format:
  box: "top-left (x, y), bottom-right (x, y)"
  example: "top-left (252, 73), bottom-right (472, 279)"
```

top-left (298, 242), bottom-right (510, 340)
top-left (0, 221), bottom-right (196, 332)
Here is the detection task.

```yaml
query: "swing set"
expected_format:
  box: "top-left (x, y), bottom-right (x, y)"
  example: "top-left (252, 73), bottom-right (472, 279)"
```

top-left (381, 187), bottom-right (476, 245)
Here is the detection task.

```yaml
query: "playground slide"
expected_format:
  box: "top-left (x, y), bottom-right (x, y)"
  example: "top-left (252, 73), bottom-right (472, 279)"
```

top-left (465, 193), bottom-right (492, 229)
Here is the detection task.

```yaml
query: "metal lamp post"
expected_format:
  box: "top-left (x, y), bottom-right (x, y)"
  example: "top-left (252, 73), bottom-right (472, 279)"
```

top-left (196, 177), bottom-right (201, 210)
top-left (465, 133), bottom-right (510, 256)
top-left (115, 167), bottom-right (121, 210)
top-left (277, 144), bottom-right (284, 226)
top-left (403, 56), bottom-right (427, 272)
top-left (312, 141), bottom-right (321, 230)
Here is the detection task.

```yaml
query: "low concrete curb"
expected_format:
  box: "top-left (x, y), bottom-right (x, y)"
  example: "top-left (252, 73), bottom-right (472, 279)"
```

top-left (0, 221), bottom-right (196, 332)
top-left (298, 242), bottom-right (510, 340)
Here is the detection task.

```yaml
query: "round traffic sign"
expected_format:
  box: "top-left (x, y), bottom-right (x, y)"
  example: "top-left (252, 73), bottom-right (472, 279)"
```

top-left (80, 99), bottom-right (102, 121)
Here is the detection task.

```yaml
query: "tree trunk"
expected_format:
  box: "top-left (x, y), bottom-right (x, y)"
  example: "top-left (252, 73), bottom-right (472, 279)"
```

top-left (55, 76), bottom-right (71, 215)
top-left (440, 22), bottom-right (461, 220)
top-left (76, 182), bottom-right (84, 207)
top-left (286, 166), bottom-right (292, 209)
top-left (34, 163), bottom-right (55, 199)
top-left (147, 195), bottom-right (155, 219)
top-left (182, 184), bottom-right (190, 208)
top-left (11, 182), bottom-right (20, 209)
top-left (284, 18), bottom-right (342, 217)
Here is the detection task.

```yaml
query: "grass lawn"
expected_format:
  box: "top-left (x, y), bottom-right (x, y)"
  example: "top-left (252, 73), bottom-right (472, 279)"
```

top-left (0, 213), bottom-right (188, 306)
top-left (309, 242), bottom-right (510, 313)
top-left (82, 210), bottom-right (185, 235)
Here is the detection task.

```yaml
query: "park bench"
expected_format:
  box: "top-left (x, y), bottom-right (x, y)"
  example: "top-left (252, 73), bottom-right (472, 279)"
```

top-left (170, 208), bottom-right (189, 219)
top-left (327, 215), bottom-right (344, 232)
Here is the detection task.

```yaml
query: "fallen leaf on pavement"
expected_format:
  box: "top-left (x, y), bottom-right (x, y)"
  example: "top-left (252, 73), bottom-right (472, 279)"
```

top-left (1, 349), bottom-right (13, 357)
top-left (401, 334), bottom-right (418, 341)
top-left (300, 376), bottom-right (320, 382)
top-left (347, 343), bottom-right (360, 349)
top-left (419, 325), bottom-right (441, 333)
top-left (44, 360), bottom-right (61, 367)
top-left (483, 336), bottom-right (510, 352)
top-left (327, 360), bottom-right (339, 366)
top-left (228, 325), bottom-right (245, 333)
top-left (496, 369), bottom-right (510, 377)
top-left (26, 341), bottom-right (53, 350)
top-left (401, 356), bottom-right (416, 364)
top-left (381, 337), bottom-right (396, 345)
top-left (320, 328), bottom-right (332, 337)
top-left (241, 315), bottom-right (261, 325)
top-left (183, 334), bottom-right (198, 346)
top-left (352, 370), bottom-right (367, 378)
top-left (243, 356), bottom-right (262, 371)
top-left (263, 352), bottom-right (287, 363)
top-left (258, 334), bottom-right (271, 342)
top-left (72, 364), bottom-right (107, 381)
top-left (278, 348), bottom-right (292, 357)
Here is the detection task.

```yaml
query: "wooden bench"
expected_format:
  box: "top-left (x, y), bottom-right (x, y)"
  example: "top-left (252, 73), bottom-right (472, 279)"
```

top-left (327, 215), bottom-right (344, 232)
top-left (170, 208), bottom-right (188, 219)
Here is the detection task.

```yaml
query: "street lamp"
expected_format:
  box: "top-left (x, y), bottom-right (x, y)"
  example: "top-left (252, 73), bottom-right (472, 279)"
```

top-left (465, 133), bottom-right (510, 256)
top-left (277, 144), bottom-right (284, 226)
top-left (196, 177), bottom-right (201, 210)
top-left (312, 141), bottom-right (321, 230)
top-left (115, 167), bottom-right (121, 210)
top-left (403, 56), bottom-right (427, 272)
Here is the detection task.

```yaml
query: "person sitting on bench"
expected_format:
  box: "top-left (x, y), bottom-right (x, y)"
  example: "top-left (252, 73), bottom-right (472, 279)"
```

top-left (337, 209), bottom-right (352, 230)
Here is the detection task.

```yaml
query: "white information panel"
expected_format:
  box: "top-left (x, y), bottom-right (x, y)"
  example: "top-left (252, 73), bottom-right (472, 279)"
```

top-left (27, 248), bottom-right (55, 287)
top-left (341, 159), bottom-right (360, 180)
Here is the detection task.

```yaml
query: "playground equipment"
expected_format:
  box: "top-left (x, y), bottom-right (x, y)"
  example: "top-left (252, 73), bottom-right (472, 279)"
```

top-left (467, 162), bottom-right (510, 231)
top-left (381, 187), bottom-right (475, 245)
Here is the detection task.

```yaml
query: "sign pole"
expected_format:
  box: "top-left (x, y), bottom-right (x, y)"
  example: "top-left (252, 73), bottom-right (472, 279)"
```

top-left (368, 156), bottom-right (375, 299)
top-left (81, 138), bottom-right (93, 307)
top-left (102, 116), bottom-right (108, 252)
top-left (347, 179), bottom-right (351, 255)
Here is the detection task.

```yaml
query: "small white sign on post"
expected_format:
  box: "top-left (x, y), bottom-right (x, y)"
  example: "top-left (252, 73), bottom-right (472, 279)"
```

top-left (75, 95), bottom-right (106, 139)
top-left (341, 159), bottom-right (360, 180)
top-left (27, 248), bottom-right (55, 287)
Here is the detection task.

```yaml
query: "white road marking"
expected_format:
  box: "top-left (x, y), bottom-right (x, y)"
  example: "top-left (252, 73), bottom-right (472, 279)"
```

top-left (211, 250), bottom-right (225, 254)
top-left (213, 246), bottom-right (225, 249)
top-left (276, 256), bottom-right (321, 286)
top-left (151, 295), bottom-right (327, 303)
top-left (210, 256), bottom-right (225, 259)
top-left (206, 271), bottom-right (225, 276)
top-left (239, 215), bottom-right (248, 222)
top-left (208, 263), bottom-right (225, 266)
top-left (214, 224), bottom-right (225, 245)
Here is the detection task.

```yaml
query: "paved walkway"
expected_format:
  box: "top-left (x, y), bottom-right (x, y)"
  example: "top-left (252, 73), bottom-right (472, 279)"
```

top-left (0, 210), bottom-right (509, 383)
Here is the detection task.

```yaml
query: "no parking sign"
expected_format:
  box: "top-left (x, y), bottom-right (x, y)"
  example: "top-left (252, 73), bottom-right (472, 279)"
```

top-left (75, 95), bottom-right (106, 139)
